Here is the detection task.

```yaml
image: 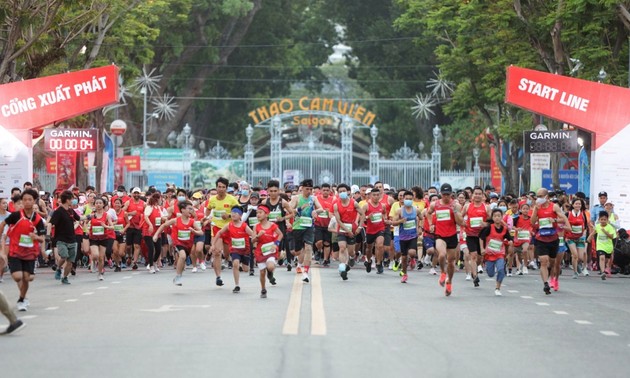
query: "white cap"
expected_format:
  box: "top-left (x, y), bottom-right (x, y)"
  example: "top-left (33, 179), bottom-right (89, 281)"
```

top-left (383, 184), bottom-right (391, 190)
top-left (351, 184), bottom-right (360, 194)
top-left (132, 187), bottom-right (141, 194)
top-left (366, 188), bottom-right (372, 194)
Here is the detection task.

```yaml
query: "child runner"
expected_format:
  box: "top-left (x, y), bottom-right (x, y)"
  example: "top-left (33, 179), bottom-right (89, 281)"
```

top-left (479, 208), bottom-right (512, 296)
top-left (253, 205), bottom-right (284, 298)
top-left (587, 211), bottom-right (617, 280)
top-left (211, 207), bottom-right (256, 293)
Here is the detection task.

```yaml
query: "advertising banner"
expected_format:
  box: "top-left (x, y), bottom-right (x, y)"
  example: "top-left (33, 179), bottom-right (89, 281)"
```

top-left (56, 151), bottom-right (76, 190)
top-left (490, 146), bottom-right (502, 193)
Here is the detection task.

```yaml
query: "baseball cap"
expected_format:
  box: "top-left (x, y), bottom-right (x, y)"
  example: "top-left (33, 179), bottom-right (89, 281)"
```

top-left (366, 188), bottom-right (372, 194)
top-left (440, 183), bottom-right (453, 195)
top-left (131, 187), bottom-right (141, 194)
top-left (227, 187), bottom-right (235, 193)
top-left (250, 192), bottom-right (260, 198)
top-left (191, 192), bottom-right (203, 199)
top-left (351, 185), bottom-right (360, 194)
top-left (605, 200), bottom-right (613, 206)
top-left (489, 192), bottom-right (499, 199)
top-left (598, 191), bottom-right (608, 197)
top-left (383, 183), bottom-right (391, 190)
top-left (117, 185), bottom-right (126, 191)
top-left (259, 190), bottom-right (268, 196)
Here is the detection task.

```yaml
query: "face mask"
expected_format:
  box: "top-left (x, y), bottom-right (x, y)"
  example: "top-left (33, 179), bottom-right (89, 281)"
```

top-left (526, 199), bottom-right (532, 206)
top-left (404, 199), bottom-right (413, 207)
top-left (536, 197), bottom-right (546, 205)
top-left (192, 200), bottom-right (199, 206)
top-left (489, 203), bottom-right (497, 210)
top-left (177, 196), bottom-right (186, 202)
top-left (117, 191), bottom-right (123, 197)
top-left (71, 199), bottom-right (78, 206)
top-left (339, 192), bottom-right (349, 200)
top-left (241, 190), bottom-right (249, 197)
top-left (498, 206), bottom-right (507, 212)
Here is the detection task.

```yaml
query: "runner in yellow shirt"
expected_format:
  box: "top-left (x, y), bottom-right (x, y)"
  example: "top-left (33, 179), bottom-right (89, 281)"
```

top-left (206, 177), bottom-right (240, 287)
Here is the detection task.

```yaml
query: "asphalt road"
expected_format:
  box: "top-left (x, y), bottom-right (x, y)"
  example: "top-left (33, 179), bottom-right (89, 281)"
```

top-left (1, 262), bottom-right (629, 378)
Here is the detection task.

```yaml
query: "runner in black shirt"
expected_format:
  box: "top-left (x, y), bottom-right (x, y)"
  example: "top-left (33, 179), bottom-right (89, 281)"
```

top-left (49, 191), bottom-right (81, 284)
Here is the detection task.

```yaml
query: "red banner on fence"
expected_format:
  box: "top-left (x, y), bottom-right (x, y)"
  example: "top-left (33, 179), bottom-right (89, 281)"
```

top-left (56, 152), bottom-right (76, 190)
top-left (116, 156), bottom-right (141, 172)
top-left (0, 65), bottom-right (119, 131)
top-left (490, 146), bottom-right (502, 193)
top-left (46, 158), bottom-right (57, 174)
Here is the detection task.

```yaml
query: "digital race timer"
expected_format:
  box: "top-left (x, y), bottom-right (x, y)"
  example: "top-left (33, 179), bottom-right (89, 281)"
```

top-left (44, 128), bottom-right (98, 152)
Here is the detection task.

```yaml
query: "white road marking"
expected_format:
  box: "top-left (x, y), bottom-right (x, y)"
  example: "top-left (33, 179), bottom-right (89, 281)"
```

top-left (574, 320), bottom-right (592, 325)
top-left (485, 278), bottom-right (494, 281)
top-left (64, 299), bottom-right (78, 302)
top-left (553, 311), bottom-right (568, 315)
top-left (600, 331), bottom-right (619, 336)
top-left (535, 302), bottom-right (550, 306)
top-left (122, 276), bottom-right (132, 279)
top-left (520, 296), bottom-right (533, 299)
top-left (140, 304), bottom-right (209, 313)
top-left (112, 281), bottom-right (121, 284)
top-left (20, 315), bottom-right (37, 319)
top-left (282, 274), bottom-right (303, 335)
top-left (507, 290), bottom-right (519, 293)
top-left (132, 272), bottom-right (140, 275)
top-left (311, 268), bottom-right (327, 336)
top-left (81, 292), bottom-right (94, 296)
top-left (97, 287), bottom-right (108, 290)
top-left (44, 307), bottom-right (59, 311)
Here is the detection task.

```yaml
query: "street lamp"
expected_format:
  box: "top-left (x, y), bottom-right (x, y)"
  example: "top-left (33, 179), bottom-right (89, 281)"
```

top-left (183, 123), bottom-right (191, 149)
top-left (370, 125), bottom-right (378, 151)
top-left (418, 141), bottom-right (424, 153)
top-left (140, 86), bottom-right (148, 149)
top-left (432, 124), bottom-right (442, 153)
top-left (598, 68), bottom-right (607, 82)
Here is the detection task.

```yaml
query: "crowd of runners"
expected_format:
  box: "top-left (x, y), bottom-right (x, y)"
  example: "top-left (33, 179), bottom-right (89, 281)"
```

top-left (0, 178), bottom-right (626, 334)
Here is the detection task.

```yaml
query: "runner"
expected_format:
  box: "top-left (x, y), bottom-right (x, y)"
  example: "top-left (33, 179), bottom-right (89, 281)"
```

top-left (0, 288), bottom-right (25, 334)
top-left (461, 186), bottom-right (491, 287)
top-left (392, 191), bottom-right (422, 283)
top-left (264, 180), bottom-right (294, 270)
top-left (333, 184), bottom-right (364, 280)
top-left (206, 177), bottom-right (240, 286)
top-left (0, 189), bottom-right (46, 311)
top-left (0, 198), bottom-right (10, 283)
top-left (242, 191), bottom-right (260, 276)
top-left (88, 197), bottom-right (115, 281)
top-left (513, 203), bottom-right (534, 275)
top-left (191, 191), bottom-right (209, 273)
top-left (122, 187), bottom-right (146, 270)
top-left (142, 193), bottom-right (163, 274)
top-left (422, 194), bottom-right (439, 275)
top-left (111, 198), bottom-right (128, 272)
top-left (49, 190), bottom-right (81, 284)
top-left (479, 208), bottom-right (512, 296)
top-left (253, 205), bottom-right (284, 298)
top-left (212, 207), bottom-right (256, 293)
top-left (587, 211), bottom-right (617, 280)
top-left (314, 183), bottom-right (335, 267)
top-left (361, 188), bottom-right (387, 274)
top-left (153, 201), bottom-right (202, 286)
top-left (530, 188), bottom-right (571, 295)
top-left (289, 179), bottom-right (324, 283)
top-left (427, 183), bottom-right (465, 296)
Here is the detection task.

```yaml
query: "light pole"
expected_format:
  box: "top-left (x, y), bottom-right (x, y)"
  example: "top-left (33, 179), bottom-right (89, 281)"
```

top-left (183, 123), bottom-right (191, 187)
top-left (369, 125), bottom-right (379, 183)
top-left (473, 146), bottom-right (480, 186)
top-left (577, 136), bottom-right (584, 193)
top-left (431, 124), bottom-right (442, 185)
top-left (140, 86), bottom-right (148, 149)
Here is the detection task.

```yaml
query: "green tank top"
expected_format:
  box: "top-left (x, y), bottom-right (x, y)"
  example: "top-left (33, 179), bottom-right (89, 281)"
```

top-left (294, 195), bottom-right (314, 230)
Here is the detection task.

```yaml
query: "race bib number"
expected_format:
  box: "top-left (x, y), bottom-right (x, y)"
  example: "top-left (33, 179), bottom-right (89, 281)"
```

top-left (249, 217), bottom-right (259, 226)
top-left (297, 217), bottom-right (313, 228)
top-left (539, 218), bottom-right (553, 229)
top-left (559, 237), bottom-right (565, 244)
top-left (342, 223), bottom-right (353, 233)
top-left (436, 209), bottom-right (451, 221)
top-left (92, 226), bottom-right (105, 236)
top-left (18, 234), bottom-right (34, 248)
top-left (213, 210), bottom-right (226, 219)
top-left (114, 224), bottom-right (124, 232)
top-left (598, 233), bottom-right (608, 242)
top-left (469, 217), bottom-right (483, 228)
top-left (261, 242), bottom-right (276, 256)
top-left (487, 239), bottom-right (503, 253)
top-left (269, 211), bottom-right (282, 221)
top-left (571, 225), bottom-right (583, 234)
top-left (231, 237), bottom-right (246, 249)
top-left (517, 230), bottom-right (530, 241)
top-left (177, 230), bottom-right (191, 240)
top-left (319, 210), bottom-right (329, 218)
top-left (369, 213), bottom-right (383, 223)
top-left (155, 217), bottom-right (162, 226)
top-left (403, 220), bottom-right (416, 230)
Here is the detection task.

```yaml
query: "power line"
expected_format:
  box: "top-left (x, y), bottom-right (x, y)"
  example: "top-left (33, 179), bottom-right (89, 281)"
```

top-left (152, 63), bottom-right (438, 69)
top-left (167, 77), bottom-right (429, 83)
top-left (146, 96), bottom-right (415, 102)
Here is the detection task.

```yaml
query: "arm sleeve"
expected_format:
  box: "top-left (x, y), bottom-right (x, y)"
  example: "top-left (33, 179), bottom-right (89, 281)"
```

top-left (35, 219), bottom-right (46, 235)
top-left (4, 212), bottom-right (20, 225)
top-left (478, 226), bottom-right (490, 241)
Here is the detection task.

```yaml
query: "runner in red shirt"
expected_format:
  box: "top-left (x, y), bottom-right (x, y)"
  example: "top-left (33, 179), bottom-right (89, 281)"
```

top-left (461, 186), bottom-right (491, 287)
top-left (361, 188), bottom-right (388, 274)
top-left (314, 183), bottom-right (335, 266)
top-left (88, 197), bottom-right (115, 281)
top-left (479, 208), bottom-right (513, 296)
top-left (427, 183), bottom-right (465, 296)
top-left (333, 184), bottom-right (364, 281)
top-left (122, 187), bottom-right (146, 270)
top-left (112, 198), bottom-right (128, 272)
top-left (253, 205), bottom-right (284, 298)
top-left (212, 207), bottom-right (256, 293)
top-left (152, 200), bottom-right (203, 286)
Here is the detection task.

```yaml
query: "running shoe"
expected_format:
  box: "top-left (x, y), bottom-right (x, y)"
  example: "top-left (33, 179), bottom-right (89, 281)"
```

top-left (507, 269), bottom-right (513, 277)
top-left (302, 273), bottom-right (310, 283)
top-left (495, 289), bottom-right (502, 296)
top-left (376, 264), bottom-right (384, 274)
top-left (349, 258), bottom-right (356, 268)
top-left (606, 269), bottom-right (612, 278)
top-left (577, 263), bottom-right (583, 274)
top-left (473, 276), bottom-right (480, 287)
top-left (439, 272), bottom-right (447, 287)
top-left (173, 275), bottom-right (183, 286)
top-left (296, 267), bottom-right (303, 274)
top-left (409, 258), bottom-right (417, 270)
top-left (553, 278), bottom-right (559, 291)
top-left (287, 264), bottom-right (292, 272)
top-left (429, 267), bottom-right (437, 275)
top-left (477, 265), bottom-right (483, 274)
top-left (445, 282), bottom-right (452, 296)
top-left (518, 268), bottom-right (524, 276)
top-left (200, 262), bottom-right (207, 271)
top-left (401, 274), bottom-right (408, 283)
top-left (522, 266), bottom-right (528, 275)
top-left (268, 272), bottom-right (277, 285)
top-left (16, 301), bottom-right (27, 312)
top-left (54, 269), bottom-right (61, 280)
top-left (249, 270), bottom-right (255, 276)
top-left (114, 265), bottom-right (121, 272)
top-left (465, 273), bottom-right (472, 281)
top-left (232, 286), bottom-right (240, 293)
top-left (387, 260), bottom-right (393, 270)
top-left (543, 282), bottom-right (551, 295)
top-left (216, 277), bottom-right (224, 286)
top-left (61, 277), bottom-right (70, 285)
top-left (71, 269), bottom-right (76, 276)
top-left (146, 264), bottom-right (151, 271)
top-left (323, 260), bottom-right (330, 267)
top-left (149, 267), bottom-right (156, 274)
top-left (364, 261), bottom-right (372, 273)
top-left (583, 268), bottom-right (589, 277)
top-left (3, 319), bottom-right (26, 335)
top-left (573, 272), bottom-right (579, 279)
top-left (98, 274), bottom-right (104, 281)
top-left (340, 270), bottom-right (348, 281)
top-left (260, 289), bottom-right (267, 298)
top-left (601, 273), bottom-right (606, 281)
top-left (191, 267), bottom-right (198, 273)
top-left (132, 263), bottom-right (138, 271)
top-left (392, 260), bottom-right (400, 272)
